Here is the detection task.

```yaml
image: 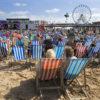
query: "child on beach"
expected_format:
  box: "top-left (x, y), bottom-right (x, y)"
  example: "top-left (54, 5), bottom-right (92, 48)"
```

top-left (64, 46), bottom-right (77, 59)
top-left (62, 46), bottom-right (77, 67)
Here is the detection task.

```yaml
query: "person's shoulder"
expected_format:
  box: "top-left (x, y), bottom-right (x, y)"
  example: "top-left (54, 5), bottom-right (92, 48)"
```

top-left (70, 56), bottom-right (77, 59)
top-left (47, 49), bottom-right (54, 53)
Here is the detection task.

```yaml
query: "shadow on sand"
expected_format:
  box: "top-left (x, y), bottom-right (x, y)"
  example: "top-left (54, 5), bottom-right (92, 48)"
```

top-left (4, 79), bottom-right (62, 100)
top-left (0, 62), bottom-right (35, 71)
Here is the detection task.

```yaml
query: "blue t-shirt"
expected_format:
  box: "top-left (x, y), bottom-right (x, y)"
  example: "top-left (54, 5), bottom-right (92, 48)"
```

top-left (16, 39), bottom-right (24, 46)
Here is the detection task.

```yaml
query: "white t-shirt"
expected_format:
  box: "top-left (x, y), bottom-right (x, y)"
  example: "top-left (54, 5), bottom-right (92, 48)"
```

top-left (70, 56), bottom-right (77, 59)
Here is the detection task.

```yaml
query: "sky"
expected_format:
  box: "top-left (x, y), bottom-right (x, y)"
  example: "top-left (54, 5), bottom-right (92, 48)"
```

top-left (0, 0), bottom-right (100, 23)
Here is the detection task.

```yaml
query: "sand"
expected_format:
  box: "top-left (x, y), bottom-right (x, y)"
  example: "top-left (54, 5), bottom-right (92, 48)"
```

top-left (0, 61), bottom-right (100, 100)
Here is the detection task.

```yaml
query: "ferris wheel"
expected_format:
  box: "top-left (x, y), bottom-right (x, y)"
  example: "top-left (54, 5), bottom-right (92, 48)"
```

top-left (72, 4), bottom-right (92, 24)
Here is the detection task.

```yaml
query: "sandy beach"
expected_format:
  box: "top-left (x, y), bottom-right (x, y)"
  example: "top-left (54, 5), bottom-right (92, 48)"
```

top-left (0, 61), bottom-right (100, 100)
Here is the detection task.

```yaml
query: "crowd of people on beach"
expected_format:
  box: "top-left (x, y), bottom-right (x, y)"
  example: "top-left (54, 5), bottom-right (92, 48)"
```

top-left (0, 28), bottom-right (100, 61)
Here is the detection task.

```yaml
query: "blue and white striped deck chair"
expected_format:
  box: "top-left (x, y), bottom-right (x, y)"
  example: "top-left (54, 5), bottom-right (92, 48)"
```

top-left (64, 58), bottom-right (89, 80)
top-left (0, 42), bottom-right (8, 50)
top-left (64, 58), bottom-right (89, 85)
top-left (86, 47), bottom-right (95, 58)
top-left (54, 45), bottom-right (64, 59)
top-left (63, 58), bottom-right (89, 99)
top-left (58, 41), bottom-right (65, 46)
top-left (94, 40), bottom-right (100, 54)
top-left (32, 40), bottom-right (40, 45)
top-left (12, 46), bottom-right (25, 61)
top-left (0, 42), bottom-right (8, 59)
top-left (32, 45), bottom-right (42, 60)
top-left (86, 45), bottom-right (100, 59)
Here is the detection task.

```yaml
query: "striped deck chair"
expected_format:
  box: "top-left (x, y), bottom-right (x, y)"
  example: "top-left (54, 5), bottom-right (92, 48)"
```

top-left (58, 41), bottom-right (65, 46)
top-left (63, 58), bottom-right (89, 99)
top-left (32, 45), bottom-right (42, 60)
top-left (75, 43), bottom-right (87, 58)
top-left (32, 40), bottom-right (40, 45)
top-left (54, 46), bottom-right (64, 59)
top-left (36, 58), bottom-right (63, 93)
top-left (86, 46), bottom-right (96, 58)
top-left (84, 36), bottom-right (93, 49)
top-left (10, 46), bottom-right (27, 67)
top-left (86, 39), bottom-right (100, 58)
top-left (0, 42), bottom-right (8, 60)
top-left (12, 46), bottom-right (25, 61)
top-left (0, 41), bottom-right (8, 50)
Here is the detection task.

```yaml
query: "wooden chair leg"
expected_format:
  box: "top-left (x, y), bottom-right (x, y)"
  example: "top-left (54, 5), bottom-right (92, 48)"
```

top-left (36, 73), bottom-right (40, 96)
top-left (84, 68), bottom-right (86, 89)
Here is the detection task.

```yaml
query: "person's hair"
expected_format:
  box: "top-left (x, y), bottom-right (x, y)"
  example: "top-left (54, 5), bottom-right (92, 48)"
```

top-left (58, 37), bottom-right (62, 41)
top-left (91, 41), bottom-right (96, 47)
top-left (65, 47), bottom-right (74, 58)
top-left (44, 39), bottom-right (54, 51)
top-left (46, 43), bottom-right (54, 50)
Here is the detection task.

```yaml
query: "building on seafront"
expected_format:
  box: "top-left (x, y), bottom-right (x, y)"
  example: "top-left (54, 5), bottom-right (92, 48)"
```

top-left (7, 18), bottom-right (29, 30)
top-left (0, 18), bottom-right (100, 34)
top-left (0, 18), bottom-right (48, 30)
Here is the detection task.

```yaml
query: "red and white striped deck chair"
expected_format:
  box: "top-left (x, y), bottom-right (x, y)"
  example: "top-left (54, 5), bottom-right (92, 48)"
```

top-left (75, 43), bottom-right (87, 58)
top-left (36, 58), bottom-right (63, 93)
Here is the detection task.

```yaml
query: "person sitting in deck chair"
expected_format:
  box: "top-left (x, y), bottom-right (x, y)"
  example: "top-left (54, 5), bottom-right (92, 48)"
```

top-left (64, 46), bottom-right (77, 59)
top-left (62, 46), bottom-right (77, 67)
top-left (45, 41), bottom-right (56, 58)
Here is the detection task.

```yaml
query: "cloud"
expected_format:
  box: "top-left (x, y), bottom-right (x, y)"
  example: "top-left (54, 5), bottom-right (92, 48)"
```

top-left (14, 2), bottom-right (27, 7)
top-left (7, 11), bottom-right (30, 18)
top-left (0, 10), bottom-right (80, 23)
top-left (45, 8), bottom-right (60, 14)
top-left (14, 3), bottom-right (21, 7)
top-left (0, 9), bottom-right (99, 23)
top-left (91, 8), bottom-right (100, 13)
top-left (0, 10), bottom-right (5, 15)
top-left (90, 8), bottom-right (100, 22)
top-left (91, 13), bottom-right (100, 22)
top-left (9, 11), bottom-right (29, 15)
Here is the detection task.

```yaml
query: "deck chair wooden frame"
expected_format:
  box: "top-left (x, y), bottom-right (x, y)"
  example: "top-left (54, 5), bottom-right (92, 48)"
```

top-left (62, 58), bottom-right (90, 99)
top-left (36, 58), bottom-right (63, 95)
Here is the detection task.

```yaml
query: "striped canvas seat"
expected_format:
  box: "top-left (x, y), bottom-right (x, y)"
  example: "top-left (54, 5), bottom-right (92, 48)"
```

top-left (32, 45), bottom-right (42, 60)
top-left (54, 46), bottom-right (64, 58)
top-left (93, 47), bottom-right (100, 54)
top-left (38, 58), bottom-right (62, 80)
top-left (84, 36), bottom-right (93, 48)
top-left (88, 47), bottom-right (95, 57)
top-left (36, 58), bottom-right (63, 93)
top-left (64, 58), bottom-right (89, 80)
top-left (86, 46), bottom-right (96, 58)
top-left (0, 42), bottom-right (8, 50)
top-left (0, 42), bottom-right (8, 58)
top-left (12, 46), bottom-right (25, 61)
top-left (93, 40), bottom-right (100, 54)
top-left (32, 40), bottom-right (40, 45)
top-left (63, 59), bottom-right (89, 99)
top-left (84, 41), bottom-right (92, 48)
top-left (58, 41), bottom-right (65, 46)
top-left (75, 43), bottom-right (87, 58)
